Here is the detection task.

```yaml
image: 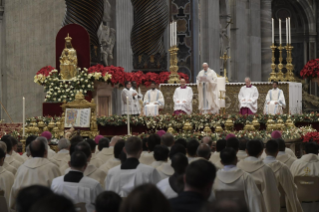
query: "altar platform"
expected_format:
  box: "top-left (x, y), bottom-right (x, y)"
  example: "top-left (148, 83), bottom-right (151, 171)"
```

top-left (160, 82), bottom-right (302, 115)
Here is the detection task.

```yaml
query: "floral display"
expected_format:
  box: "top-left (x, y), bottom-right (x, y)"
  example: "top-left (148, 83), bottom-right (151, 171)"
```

top-left (34, 66), bottom-right (57, 85)
top-left (300, 58), bottom-right (319, 79)
top-left (301, 131), bottom-right (319, 144)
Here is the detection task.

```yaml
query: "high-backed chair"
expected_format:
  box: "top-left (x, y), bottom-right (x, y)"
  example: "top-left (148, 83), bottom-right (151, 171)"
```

top-left (294, 176), bottom-right (319, 202)
top-left (0, 190), bottom-right (8, 212)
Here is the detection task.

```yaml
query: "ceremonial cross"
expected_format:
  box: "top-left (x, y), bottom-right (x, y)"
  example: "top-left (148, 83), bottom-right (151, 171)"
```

top-left (220, 51), bottom-right (230, 82)
top-left (304, 167), bottom-right (311, 175)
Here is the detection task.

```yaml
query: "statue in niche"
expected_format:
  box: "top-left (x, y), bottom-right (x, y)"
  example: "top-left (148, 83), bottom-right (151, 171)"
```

top-left (60, 34), bottom-right (78, 80)
top-left (97, 0), bottom-right (116, 66)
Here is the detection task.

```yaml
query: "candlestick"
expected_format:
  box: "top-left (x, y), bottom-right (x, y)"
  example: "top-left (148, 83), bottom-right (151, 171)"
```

top-left (268, 44), bottom-right (278, 82)
top-left (289, 18), bottom-right (291, 44)
top-left (272, 18), bottom-right (274, 44)
top-left (23, 97), bottom-right (25, 137)
top-left (279, 19), bottom-right (282, 44)
top-left (126, 96), bottom-right (130, 135)
top-left (277, 45), bottom-right (285, 81)
top-left (286, 18), bottom-right (289, 45)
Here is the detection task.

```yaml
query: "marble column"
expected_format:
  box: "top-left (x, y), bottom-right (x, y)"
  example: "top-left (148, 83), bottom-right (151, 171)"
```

top-left (261, 0), bottom-right (272, 81)
top-left (0, 2), bottom-right (4, 119)
top-left (199, 0), bottom-right (220, 75)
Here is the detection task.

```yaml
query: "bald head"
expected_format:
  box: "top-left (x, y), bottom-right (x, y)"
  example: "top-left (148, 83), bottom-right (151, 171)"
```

top-left (196, 144), bottom-right (211, 160)
top-left (245, 77), bottom-right (251, 87)
top-left (202, 137), bottom-right (213, 148)
top-left (30, 138), bottom-right (47, 158)
top-left (202, 63), bottom-right (209, 71)
top-left (110, 136), bottom-right (122, 146)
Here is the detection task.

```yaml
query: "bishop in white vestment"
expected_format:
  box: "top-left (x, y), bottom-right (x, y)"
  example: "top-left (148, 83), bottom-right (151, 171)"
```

top-left (121, 81), bottom-right (134, 115)
top-left (143, 81), bottom-right (165, 116)
top-left (264, 81), bottom-right (286, 115)
top-left (196, 63), bottom-right (220, 114)
top-left (173, 78), bottom-right (193, 115)
top-left (238, 77), bottom-right (259, 115)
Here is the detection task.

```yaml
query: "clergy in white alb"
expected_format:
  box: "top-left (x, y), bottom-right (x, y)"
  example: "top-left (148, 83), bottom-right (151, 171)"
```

top-left (41, 131), bottom-right (57, 158)
top-left (213, 148), bottom-right (263, 212)
top-left (276, 138), bottom-right (297, 169)
top-left (173, 78), bottom-right (193, 115)
top-left (237, 139), bottom-right (280, 212)
top-left (196, 63), bottom-right (220, 114)
top-left (143, 81), bottom-right (165, 116)
top-left (140, 134), bottom-right (161, 165)
top-left (0, 148), bottom-right (14, 207)
top-left (130, 81), bottom-right (143, 116)
top-left (209, 139), bottom-right (226, 169)
top-left (0, 141), bottom-right (17, 176)
top-left (264, 140), bottom-right (303, 212)
top-left (121, 81), bottom-right (134, 115)
top-left (157, 153), bottom-right (188, 199)
top-left (96, 138), bottom-right (114, 162)
top-left (0, 136), bottom-right (22, 169)
top-left (105, 137), bottom-right (161, 197)
top-left (9, 137), bottom-right (61, 210)
top-left (99, 140), bottom-right (124, 174)
top-left (290, 142), bottom-right (319, 177)
top-left (11, 137), bottom-right (25, 164)
top-left (87, 139), bottom-right (104, 168)
top-left (51, 151), bottom-right (103, 212)
top-left (238, 77), bottom-right (259, 115)
top-left (51, 138), bottom-right (70, 167)
top-left (264, 81), bottom-right (286, 115)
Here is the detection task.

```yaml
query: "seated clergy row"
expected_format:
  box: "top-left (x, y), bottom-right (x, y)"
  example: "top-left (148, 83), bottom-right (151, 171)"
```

top-left (0, 131), bottom-right (318, 212)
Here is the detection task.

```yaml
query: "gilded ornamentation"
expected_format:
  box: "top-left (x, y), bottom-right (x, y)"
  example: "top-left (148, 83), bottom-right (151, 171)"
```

top-left (266, 119), bottom-right (275, 131)
top-left (183, 121), bottom-right (192, 133)
top-left (244, 121), bottom-right (255, 131)
top-left (203, 124), bottom-right (212, 134)
top-left (225, 118), bottom-right (234, 131)
top-left (167, 124), bottom-right (175, 134)
top-left (285, 116), bottom-right (295, 129)
top-left (60, 34), bottom-right (78, 80)
top-left (269, 44), bottom-right (278, 82)
top-left (215, 122), bottom-right (223, 133)
top-left (252, 117), bottom-right (260, 130)
top-left (168, 46), bottom-right (180, 84)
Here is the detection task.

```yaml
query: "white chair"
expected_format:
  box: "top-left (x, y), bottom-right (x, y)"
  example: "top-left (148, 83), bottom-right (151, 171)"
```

top-left (294, 176), bottom-right (319, 202)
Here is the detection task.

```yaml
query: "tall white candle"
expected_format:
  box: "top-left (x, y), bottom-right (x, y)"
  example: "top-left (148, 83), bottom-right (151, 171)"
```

top-left (272, 18), bottom-right (274, 44)
top-left (170, 23), bottom-right (173, 47)
top-left (286, 18), bottom-right (289, 46)
top-left (279, 19), bottom-right (282, 45)
top-left (289, 17), bottom-right (291, 44)
top-left (173, 22), bottom-right (176, 46)
top-left (175, 21), bottom-right (177, 46)
top-left (126, 96), bottom-right (130, 135)
top-left (23, 97), bottom-right (25, 137)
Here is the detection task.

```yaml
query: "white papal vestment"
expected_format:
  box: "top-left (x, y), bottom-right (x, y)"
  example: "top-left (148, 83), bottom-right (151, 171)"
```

top-left (143, 89), bottom-right (165, 116)
top-left (264, 88), bottom-right (286, 115)
top-left (105, 163), bottom-right (161, 197)
top-left (238, 85), bottom-right (259, 114)
top-left (173, 86), bottom-right (193, 114)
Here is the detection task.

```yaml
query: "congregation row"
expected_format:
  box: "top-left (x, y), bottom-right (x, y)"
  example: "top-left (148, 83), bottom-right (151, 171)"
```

top-left (0, 130), bottom-right (318, 212)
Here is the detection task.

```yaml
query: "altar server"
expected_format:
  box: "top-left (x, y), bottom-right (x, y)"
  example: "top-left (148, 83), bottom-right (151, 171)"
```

top-left (1, 135), bottom-right (22, 169)
top-left (290, 141), bottom-right (319, 177)
top-left (173, 78), bottom-right (193, 115)
top-left (214, 148), bottom-right (263, 212)
top-left (196, 63), bottom-right (220, 114)
top-left (264, 81), bottom-right (286, 115)
top-left (237, 139), bottom-right (280, 212)
top-left (0, 141), bottom-right (17, 175)
top-left (105, 136), bottom-right (161, 197)
top-left (51, 151), bottom-right (103, 212)
top-left (9, 137), bottom-right (61, 209)
top-left (51, 138), bottom-right (70, 167)
top-left (121, 81), bottom-right (133, 115)
top-left (276, 138), bottom-right (297, 169)
top-left (157, 153), bottom-right (188, 199)
top-left (0, 148), bottom-right (14, 207)
top-left (264, 140), bottom-right (303, 212)
top-left (99, 140), bottom-right (125, 175)
top-left (130, 81), bottom-right (143, 116)
top-left (143, 81), bottom-right (165, 116)
top-left (238, 77), bottom-right (259, 115)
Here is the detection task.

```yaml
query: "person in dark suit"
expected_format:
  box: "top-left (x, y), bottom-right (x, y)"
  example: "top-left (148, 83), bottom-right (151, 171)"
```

top-left (169, 160), bottom-right (216, 212)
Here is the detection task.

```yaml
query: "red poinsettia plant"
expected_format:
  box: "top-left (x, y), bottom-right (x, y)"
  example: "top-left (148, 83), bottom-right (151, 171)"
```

top-left (36, 66), bottom-right (56, 77)
top-left (300, 59), bottom-right (319, 79)
top-left (301, 131), bottom-right (319, 144)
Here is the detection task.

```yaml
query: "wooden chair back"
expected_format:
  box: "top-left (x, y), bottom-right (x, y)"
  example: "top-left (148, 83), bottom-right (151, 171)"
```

top-left (74, 202), bottom-right (87, 212)
top-left (294, 176), bottom-right (319, 202)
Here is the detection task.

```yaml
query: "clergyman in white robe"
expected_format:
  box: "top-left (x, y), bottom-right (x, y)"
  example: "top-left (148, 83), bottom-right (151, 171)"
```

top-left (121, 87), bottom-right (133, 115)
top-left (143, 87), bottom-right (165, 116)
top-left (238, 77), bottom-right (259, 114)
top-left (130, 84), bottom-right (143, 115)
top-left (0, 161), bottom-right (14, 207)
top-left (196, 64), bottom-right (220, 114)
top-left (173, 82), bottom-right (193, 115)
top-left (264, 85), bottom-right (286, 115)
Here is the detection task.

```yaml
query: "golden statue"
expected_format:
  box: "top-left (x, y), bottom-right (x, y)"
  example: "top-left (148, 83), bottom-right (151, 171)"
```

top-left (60, 34), bottom-right (78, 80)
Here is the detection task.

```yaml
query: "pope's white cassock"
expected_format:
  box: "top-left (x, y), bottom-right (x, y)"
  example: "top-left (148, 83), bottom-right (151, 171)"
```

top-left (121, 88), bottom-right (133, 115)
top-left (213, 166), bottom-right (263, 212)
top-left (238, 85), bottom-right (259, 114)
top-left (237, 157), bottom-right (280, 212)
top-left (51, 170), bottom-right (103, 212)
top-left (264, 88), bottom-right (286, 115)
top-left (143, 89), bottom-right (165, 116)
top-left (130, 88), bottom-right (143, 115)
top-left (0, 166), bottom-right (14, 207)
top-left (196, 68), bottom-right (220, 114)
top-left (157, 177), bottom-right (178, 199)
top-left (264, 156), bottom-right (303, 212)
top-left (9, 158), bottom-right (61, 209)
top-left (173, 86), bottom-right (193, 114)
top-left (105, 163), bottom-right (162, 197)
